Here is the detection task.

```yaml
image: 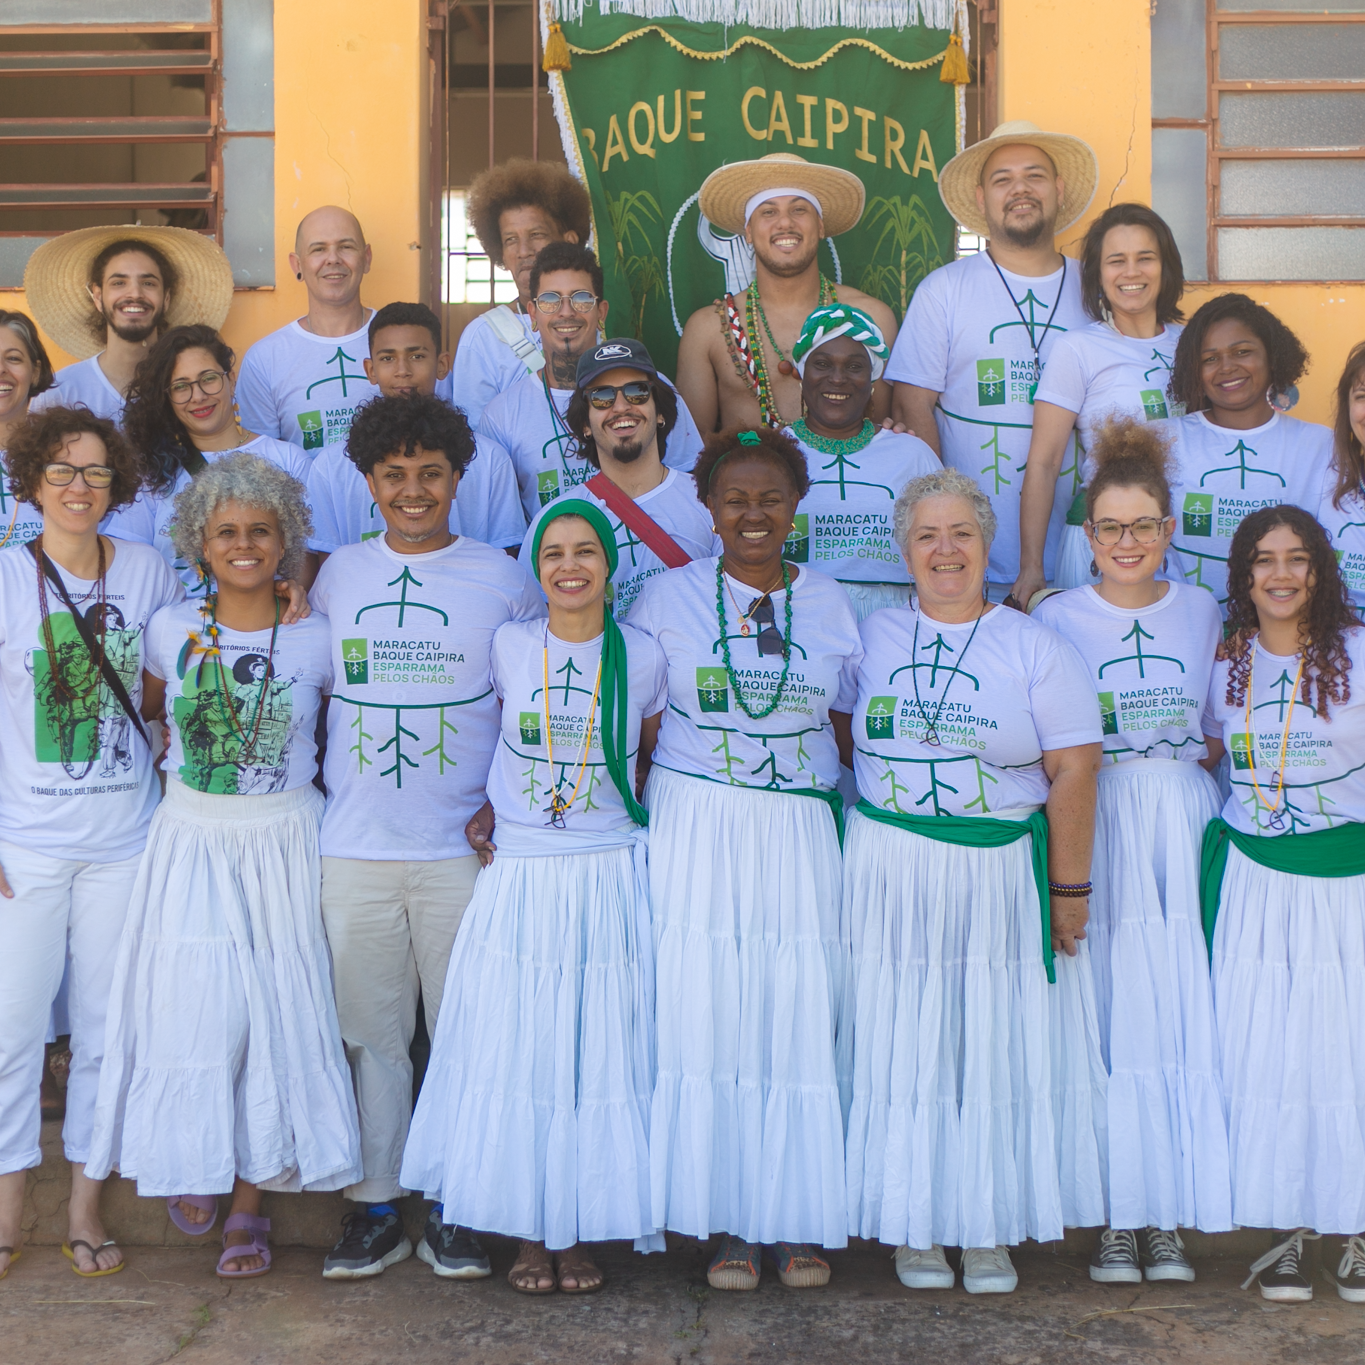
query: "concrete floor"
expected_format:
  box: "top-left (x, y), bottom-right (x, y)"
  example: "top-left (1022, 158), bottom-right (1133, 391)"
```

top-left (4, 1233), bottom-right (1364, 1365)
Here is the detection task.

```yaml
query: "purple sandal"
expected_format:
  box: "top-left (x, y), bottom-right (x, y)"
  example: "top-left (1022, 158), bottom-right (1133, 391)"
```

top-left (216, 1213), bottom-right (271, 1279)
top-left (167, 1195), bottom-right (218, 1237)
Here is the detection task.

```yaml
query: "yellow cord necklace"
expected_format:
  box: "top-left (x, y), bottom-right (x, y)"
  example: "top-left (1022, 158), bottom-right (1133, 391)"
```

top-left (541, 632), bottom-right (603, 828)
top-left (1244, 643), bottom-right (1306, 832)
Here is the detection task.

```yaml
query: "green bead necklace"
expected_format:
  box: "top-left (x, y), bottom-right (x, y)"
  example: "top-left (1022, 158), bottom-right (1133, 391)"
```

top-left (714, 558), bottom-right (794, 720)
top-left (792, 417), bottom-right (875, 456)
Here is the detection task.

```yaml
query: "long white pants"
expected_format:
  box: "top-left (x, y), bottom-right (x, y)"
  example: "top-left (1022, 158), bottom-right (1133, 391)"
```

top-left (321, 855), bottom-right (480, 1202)
top-left (0, 839), bottom-right (141, 1174)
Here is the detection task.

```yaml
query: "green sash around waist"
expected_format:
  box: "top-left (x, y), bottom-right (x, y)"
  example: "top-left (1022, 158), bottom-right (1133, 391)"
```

top-left (854, 800), bottom-right (1055, 983)
top-left (1199, 817), bottom-right (1365, 959)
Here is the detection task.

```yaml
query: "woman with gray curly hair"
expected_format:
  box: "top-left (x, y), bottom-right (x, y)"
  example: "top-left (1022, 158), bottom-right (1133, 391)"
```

top-left (839, 465), bottom-right (1110, 1295)
top-left (87, 453), bottom-right (361, 1280)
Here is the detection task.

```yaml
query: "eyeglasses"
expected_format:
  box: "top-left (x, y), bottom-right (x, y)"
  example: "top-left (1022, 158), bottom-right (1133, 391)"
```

top-left (43, 462), bottom-right (114, 489)
top-left (587, 381), bottom-right (652, 410)
top-left (533, 290), bottom-right (599, 315)
top-left (168, 370), bottom-right (227, 403)
top-left (1090, 516), bottom-right (1170, 546)
top-left (748, 595), bottom-right (785, 657)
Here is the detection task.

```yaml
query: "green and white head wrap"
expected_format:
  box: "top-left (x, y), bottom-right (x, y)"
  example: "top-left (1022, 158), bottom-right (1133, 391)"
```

top-left (790, 303), bottom-right (889, 383)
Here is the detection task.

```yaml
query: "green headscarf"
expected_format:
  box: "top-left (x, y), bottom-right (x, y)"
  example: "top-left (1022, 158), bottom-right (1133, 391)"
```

top-left (530, 498), bottom-right (647, 827)
top-left (790, 302), bottom-right (889, 382)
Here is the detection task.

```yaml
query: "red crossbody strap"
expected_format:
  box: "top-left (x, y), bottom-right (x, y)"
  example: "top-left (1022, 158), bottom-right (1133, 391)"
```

top-left (585, 472), bottom-right (692, 570)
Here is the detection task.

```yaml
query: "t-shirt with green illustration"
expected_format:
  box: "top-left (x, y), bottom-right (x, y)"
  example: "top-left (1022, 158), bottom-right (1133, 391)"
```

top-left (1032, 582), bottom-right (1221, 765)
top-left (852, 603), bottom-right (1100, 816)
top-left (310, 533), bottom-right (544, 860)
top-left (885, 252), bottom-right (1089, 585)
top-left (146, 601), bottom-right (331, 796)
top-left (1317, 471), bottom-right (1365, 611)
top-left (630, 557), bottom-right (861, 793)
top-left (1208, 629), bottom-right (1365, 836)
top-left (1167, 410), bottom-right (1333, 611)
top-left (0, 538), bottom-right (183, 860)
top-left (783, 427), bottom-right (937, 586)
top-left (483, 618), bottom-right (666, 846)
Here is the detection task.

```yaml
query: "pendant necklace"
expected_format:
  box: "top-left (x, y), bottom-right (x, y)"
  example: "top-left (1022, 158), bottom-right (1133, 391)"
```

top-left (910, 605), bottom-right (987, 747)
top-left (723, 565), bottom-right (786, 638)
top-left (1244, 643), bottom-right (1306, 832)
top-left (541, 630), bottom-right (603, 828)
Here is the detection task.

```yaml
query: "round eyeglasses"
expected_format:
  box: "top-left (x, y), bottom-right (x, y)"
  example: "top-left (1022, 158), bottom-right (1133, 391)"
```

top-left (532, 290), bottom-right (599, 315)
top-left (168, 370), bottom-right (227, 404)
top-left (1089, 516), bottom-right (1171, 546)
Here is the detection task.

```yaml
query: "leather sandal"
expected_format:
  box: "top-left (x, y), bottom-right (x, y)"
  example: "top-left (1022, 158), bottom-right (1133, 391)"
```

top-left (554, 1246), bottom-right (604, 1294)
top-left (507, 1240), bottom-right (556, 1295)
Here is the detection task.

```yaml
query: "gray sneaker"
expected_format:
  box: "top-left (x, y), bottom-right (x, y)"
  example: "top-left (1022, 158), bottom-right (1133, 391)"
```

top-left (322, 1209), bottom-right (413, 1279)
top-left (416, 1208), bottom-right (491, 1279)
top-left (1090, 1227), bottom-right (1142, 1284)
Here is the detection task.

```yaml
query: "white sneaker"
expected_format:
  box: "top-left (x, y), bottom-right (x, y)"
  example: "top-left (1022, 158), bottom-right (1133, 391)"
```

top-left (962, 1245), bottom-right (1018, 1294)
top-left (893, 1244), bottom-right (954, 1290)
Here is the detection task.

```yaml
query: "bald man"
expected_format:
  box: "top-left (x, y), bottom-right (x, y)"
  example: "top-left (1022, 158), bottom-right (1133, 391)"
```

top-left (236, 206), bottom-right (381, 455)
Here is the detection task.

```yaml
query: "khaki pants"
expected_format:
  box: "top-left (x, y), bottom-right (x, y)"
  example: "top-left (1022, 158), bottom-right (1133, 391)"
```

top-left (320, 855), bottom-right (480, 1202)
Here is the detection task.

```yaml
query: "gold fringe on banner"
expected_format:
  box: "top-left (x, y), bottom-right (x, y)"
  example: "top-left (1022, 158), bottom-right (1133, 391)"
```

top-left (939, 30), bottom-right (968, 84)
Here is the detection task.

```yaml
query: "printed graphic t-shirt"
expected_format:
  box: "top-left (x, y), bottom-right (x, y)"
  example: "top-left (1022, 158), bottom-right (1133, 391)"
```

top-left (1317, 472), bottom-right (1365, 610)
top-left (30, 355), bottom-right (126, 425)
top-left (785, 427), bottom-right (938, 585)
top-left (235, 317), bottom-right (380, 454)
top-left (1032, 582), bottom-right (1221, 764)
top-left (0, 449), bottom-right (43, 549)
top-left (0, 539), bottom-right (183, 860)
top-left (146, 602), bottom-right (331, 796)
top-left (631, 557), bottom-right (861, 793)
top-left (310, 534), bottom-right (546, 860)
top-left (440, 308), bottom-right (538, 433)
top-left (852, 602), bottom-right (1100, 815)
top-left (1208, 629), bottom-right (1365, 836)
top-left (885, 252), bottom-right (1089, 585)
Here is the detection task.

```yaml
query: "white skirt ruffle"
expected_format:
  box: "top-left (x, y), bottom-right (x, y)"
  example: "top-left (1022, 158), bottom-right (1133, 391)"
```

top-left (87, 781), bottom-right (361, 1196)
top-left (1213, 848), bottom-right (1365, 1234)
top-left (400, 841), bottom-right (657, 1249)
top-left (843, 807), bottom-right (1108, 1249)
top-left (647, 767), bottom-right (848, 1248)
top-left (1055, 523), bottom-right (1099, 591)
top-left (1090, 760), bottom-right (1231, 1232)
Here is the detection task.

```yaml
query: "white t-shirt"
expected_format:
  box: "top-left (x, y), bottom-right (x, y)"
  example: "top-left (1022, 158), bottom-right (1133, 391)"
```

top-left (518, 467), bottom-right (719, 619)
top-left (310, 535), bottom-right (545, 860)
top-left (484, 618), bottom-right (667, 845)
top-left (0, 451), bottom-right (43, 549)
top-left (631, 557), bottom-right (861, 792)
top-left (441, 308), bottom-right (537, 432)
top-left (1317, 471), bottom-right (1365, 610)
top-left (1032, 583), bottom-right (1221, 765)
top-left (1033, 320), bottom-right (1185, 460)
top-left (103, 435), bottom-right (312, 594)
top-left (1167, 411), bottom-right (1334, 609)
top-left (1208, 628), bottom-right (1365, 835)
top-left (146, 600), bottom-right (331, 796)
top-left (235, 316), bottom-right (380, 454)
top-left (852, 602), bottom-right (1100, 815)
top-left (30, 355), bottom-right (125, 424)
top-left (0, 538), bottom-right (183, 860)
top-left (784, 426), bottom-right (938, 584)
top-left (306, 434), bottom-right (526, 553)
top-left (885, 252), bottom-right (1089, 584)
top-left (481, 372), bottom-right (705, 521)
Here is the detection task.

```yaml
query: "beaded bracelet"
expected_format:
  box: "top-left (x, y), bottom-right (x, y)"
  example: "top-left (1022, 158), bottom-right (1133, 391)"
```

top-left (1048, 880), bottom-right (1092, 898)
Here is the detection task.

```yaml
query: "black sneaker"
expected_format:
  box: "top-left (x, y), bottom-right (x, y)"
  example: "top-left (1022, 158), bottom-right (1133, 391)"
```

top-left (1139, 1227), bottom-right (1195, 1283)
top-left (322, 1209), bottom-right (413, 1280)
top-left (1334, 1235), bottom-right (1365, 1303)
top-left (1089, 1227), bottom-right (1141, 1284)
top-left (416, 1208), bottom-right (491, 1280)
top-left (1243, 1229), bottom-right (1317, 1302)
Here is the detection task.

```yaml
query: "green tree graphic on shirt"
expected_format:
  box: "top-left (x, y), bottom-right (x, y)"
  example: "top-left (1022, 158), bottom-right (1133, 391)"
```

top-left (1200, 439), bottom-right (1286, 492)
top-left (1097, 620), bottom-right (1185, 680)
top-left (305, 347), bottom-right (368, 400)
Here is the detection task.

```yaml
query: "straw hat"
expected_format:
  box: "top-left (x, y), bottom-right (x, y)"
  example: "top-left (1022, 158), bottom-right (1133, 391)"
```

top-left (23, 225), bottom-right (234, 360)
top-left (699, 153), bottom-right (866, 237)
top-left (938, 120), bottom-right (1098, 239)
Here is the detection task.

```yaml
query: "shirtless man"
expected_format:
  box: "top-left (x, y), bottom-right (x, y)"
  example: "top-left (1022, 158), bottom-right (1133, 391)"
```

top-left (677, 153), bottom-right (896, 434)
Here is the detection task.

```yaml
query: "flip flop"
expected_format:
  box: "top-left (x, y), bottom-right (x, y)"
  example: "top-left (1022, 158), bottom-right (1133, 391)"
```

top-left (167, 1195), bottom-right (218, 1236)
top-left (62, 1240), bottom-right (124, 1278)
top-left (0, 1247), bottom-right (18, 1280)
top-left (216, 1213), bottom-right (271, 1279)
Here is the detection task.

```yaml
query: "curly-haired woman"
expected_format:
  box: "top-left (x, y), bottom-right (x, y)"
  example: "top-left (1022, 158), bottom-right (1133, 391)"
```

top-left (0, 309), bottom-right (57, 550)
top-left (1202, 505), bottom-right (1365, 1302)
top-left (86, 453), bottom-right (360, 1281)
top-left (1319, 342), bottom-right (1365, 611)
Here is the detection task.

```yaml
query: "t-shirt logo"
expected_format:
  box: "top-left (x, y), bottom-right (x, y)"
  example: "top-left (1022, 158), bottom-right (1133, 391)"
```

top-left (1139, 389), bottom-right (1169, 420)
top-left (784, 513), bottom-right (810, 563)
top-left (1097, 690), bottom-right (1118, 736)
top-left (976, 359), bottom-right (1006, 407)
top-left (1182, 492), bottom-right (1213, 537)
top-left (298, 410), bottom-right (325, 450)
top-left (696, 666), bottom-right (729, 713)
top-left (865, 695), bottom-right (897, 738)
top-left (518, 711), bottom-right (542, 745)
top-left (538, 470), bottom-right (561, 505)
top-left (1230, 732), bottom-right (1256, 770)
top-left (342, 638), bottom-right (368, 685)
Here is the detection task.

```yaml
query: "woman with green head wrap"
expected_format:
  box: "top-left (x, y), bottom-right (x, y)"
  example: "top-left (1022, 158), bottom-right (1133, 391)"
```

top-left (401, 499), bottom-right (668, 1296)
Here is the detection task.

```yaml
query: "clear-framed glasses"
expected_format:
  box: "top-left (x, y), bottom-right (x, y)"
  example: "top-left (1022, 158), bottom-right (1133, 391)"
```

top-left (533, 290), bottom-right (599, 315)
top-left (587, 381), bottom-right (652, 410)
top-left (43, 462), bottom-right (114, 489)
top-left (168, 370), bottom-right (227, 403)
top-left (1090, 516), bottom-right (1170, 546)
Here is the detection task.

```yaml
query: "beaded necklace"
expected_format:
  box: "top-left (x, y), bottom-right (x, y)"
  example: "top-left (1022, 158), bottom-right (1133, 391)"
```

top-left (728, 275), bottom-right (836, 428)
top-left (1244, 643), bottom-right (1307, 831)
top-left (541, 629), bottom-right (603, 827)
top-left (714, 558), bottom-right (793, 720)
top-left (34, 533), bottom-right (108, 705)
top-left (186, 593), bottom-right (282, 763)
top-left (792, 417), bottom-right (875, 457)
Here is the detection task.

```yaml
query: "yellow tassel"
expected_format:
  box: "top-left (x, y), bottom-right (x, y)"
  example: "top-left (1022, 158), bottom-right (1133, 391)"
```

top-left (940, 31), bottom-right (969, 86)
top-left (542, 21), bottom-right (571, 73)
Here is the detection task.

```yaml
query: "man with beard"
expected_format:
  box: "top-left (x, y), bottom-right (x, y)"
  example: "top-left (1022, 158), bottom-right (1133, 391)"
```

top-left (519, 338), bottom-right (719, 618)
top-left (24, 226), bottom-right (233, 424)
top-left (677, 152), bottom-right (896, 433)
top-left (887, 122), bottom-right (1098, 600)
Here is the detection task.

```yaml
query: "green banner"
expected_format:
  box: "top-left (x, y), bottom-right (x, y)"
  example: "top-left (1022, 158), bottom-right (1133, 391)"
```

top-left (550, 3), bottom-right (960, 376)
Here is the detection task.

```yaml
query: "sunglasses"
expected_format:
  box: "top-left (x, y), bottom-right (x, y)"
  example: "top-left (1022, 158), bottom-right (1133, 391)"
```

top-left (749, 595), bottom-right (784, 657)
top-left (1090, 516), bottom-right (1170, 546)
top-left (587, 381), bottom-right (652, 410)
top-left (533, 290), bottom-right (599, 315)
top-left (168, 369), bottom-right (227, 403)
top-left (43, 462), bottom-right (114, 489)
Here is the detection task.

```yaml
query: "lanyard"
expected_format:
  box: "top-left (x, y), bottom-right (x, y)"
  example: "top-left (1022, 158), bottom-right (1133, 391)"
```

top-left (1244, 644), bottom-right (1306, 832)
top-left (988, 252), bottom-right (1066, 374)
